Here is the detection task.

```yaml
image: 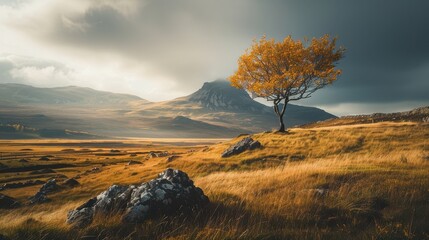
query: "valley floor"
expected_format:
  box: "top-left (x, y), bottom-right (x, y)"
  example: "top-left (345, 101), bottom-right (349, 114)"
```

top-left (0, 122), bottom-right (428, 240)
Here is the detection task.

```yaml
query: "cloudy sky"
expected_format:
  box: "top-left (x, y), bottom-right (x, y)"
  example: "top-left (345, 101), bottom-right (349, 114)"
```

top-left (0, 0), bottom-right (428, 115)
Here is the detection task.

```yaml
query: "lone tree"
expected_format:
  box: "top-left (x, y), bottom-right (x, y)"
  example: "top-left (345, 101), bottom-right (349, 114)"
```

top-left (229, 35), bottom-right (345, 132)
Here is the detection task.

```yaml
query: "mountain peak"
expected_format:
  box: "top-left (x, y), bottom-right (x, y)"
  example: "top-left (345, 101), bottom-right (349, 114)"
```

top-left (186, 80), bottom-right (267, 112)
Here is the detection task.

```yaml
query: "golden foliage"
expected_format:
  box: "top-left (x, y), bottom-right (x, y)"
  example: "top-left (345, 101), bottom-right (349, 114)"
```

top-left (229, 35), bottom-right (345, 101)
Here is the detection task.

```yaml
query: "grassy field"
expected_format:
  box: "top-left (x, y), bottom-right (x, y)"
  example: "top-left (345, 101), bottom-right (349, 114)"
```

top-left (0, 122), bottom-right (428, 239)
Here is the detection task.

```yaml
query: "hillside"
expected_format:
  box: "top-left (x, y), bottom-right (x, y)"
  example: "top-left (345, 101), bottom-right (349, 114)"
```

top-left (137, 80), bottom-right (336, 132)
top-left (0, 123), bottom-right (101, 139)
top-left (0, 83), bottom-right (148, 106)
top-left (0, 81), bottom-right (336, 138)
top-left (302, 106), bottom-right (429, 128)
top-left (0, 122), bottom-right (428, 239)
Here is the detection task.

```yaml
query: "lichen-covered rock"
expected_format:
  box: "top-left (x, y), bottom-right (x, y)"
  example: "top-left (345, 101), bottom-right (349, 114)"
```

top-left (66, 168), bottom-right (209, 228)
top-left (0, 194), bottom-right (20, 209)
top-left (221, 137), bottom-right (262, 158)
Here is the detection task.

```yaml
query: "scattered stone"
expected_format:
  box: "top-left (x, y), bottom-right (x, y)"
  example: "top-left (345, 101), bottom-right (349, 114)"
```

top-left (0, 193), bottom-right (21, 209)
top-left (30, 168), bottom-right (56, 174)
top-left (29, 179), bottom-right (58, 204)
top-left (63, 178), bottom-right (80, 188)
top-left (82, 167), bottom-right (101, 176)
top-left (67, 168), bottom-right (209, 228)
top-left (40, 179), bottom-right (58, 193)
top-left (61, 149), bottom-right (75, 152)
top-left (29, 191), bottom-right (50, 204)
top-left (0, 180), bottom-right (45, 191)
top-left (129, 153), bottom-right (137, 157)
top-left (221, 137), bottom-right (262, 158)
top-left (39, 156), bottom-right (50, 161)
top-left (147, 151), bottom-right (169, 158)
top-left (67, 200), bottom-right (95, 228)
top-left (166, 155), bottom-right (179, 162)
top-left (127, 160), bottom-right (142, 166)
top-left (314, 188), bottom-right (329, 197)
top-left (110, 149), bottom-right (121, 153)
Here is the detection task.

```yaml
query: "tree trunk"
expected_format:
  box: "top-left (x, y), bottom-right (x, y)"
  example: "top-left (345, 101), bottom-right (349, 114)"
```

top-left (273, 98), bottom-right (288, 132)
top-left (278, 115), bottom-right (286, 132)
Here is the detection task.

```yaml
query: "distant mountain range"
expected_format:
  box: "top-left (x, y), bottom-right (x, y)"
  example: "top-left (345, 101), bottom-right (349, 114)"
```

top-left (0, 83), bottom-right (146, 105)
top-left (0, 80), bottom-right (336, 138)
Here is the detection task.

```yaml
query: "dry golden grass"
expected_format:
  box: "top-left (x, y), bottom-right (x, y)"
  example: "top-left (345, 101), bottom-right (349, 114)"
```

top-left (0, 122), bottom-right (428, 239)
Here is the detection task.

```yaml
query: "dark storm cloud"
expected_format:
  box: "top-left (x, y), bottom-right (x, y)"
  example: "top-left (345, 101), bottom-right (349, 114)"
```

top-left (238, 0), bottom-right (429, 106)
top-left (1, 0), bottom-right (428, 114)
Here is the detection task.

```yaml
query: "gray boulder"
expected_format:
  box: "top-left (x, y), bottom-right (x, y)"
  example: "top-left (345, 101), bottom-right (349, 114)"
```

top-left (66, 198), bottom-right (96, 228)
top-left (28, 179), bottom-right (58, 204)
top-left (29, 191), bottom-right (49, 204)
top-left (0, 193), bottom-right (20, 209)
top-left (67, 168), bottom-right (209, 228)
top-left (40, 179), bottom-right (58, 193)
top-left (221, 137), bottom-right (262, 158)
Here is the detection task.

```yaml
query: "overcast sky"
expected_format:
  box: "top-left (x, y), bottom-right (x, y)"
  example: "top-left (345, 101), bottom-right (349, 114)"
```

top-left (0, 0), bottom-right (428, 115)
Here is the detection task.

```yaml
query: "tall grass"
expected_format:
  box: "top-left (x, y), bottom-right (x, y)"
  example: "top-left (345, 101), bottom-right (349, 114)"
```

top-left (0, 122), bottom-right (428, 239)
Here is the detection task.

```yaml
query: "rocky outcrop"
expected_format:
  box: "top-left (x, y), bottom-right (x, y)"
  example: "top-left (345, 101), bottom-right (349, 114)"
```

top-left (29, 191), bottom-right (49, 204)
top-left (67, 168), bottom-right (209, 228)
top-left (0, 194), bottom-right (20, 209)
top-left (221, 137), bottom-right (262, 158)
top-left (40, 179), bottom-right (58, 193)
top-left (29, 179), bottom-right (58, 204)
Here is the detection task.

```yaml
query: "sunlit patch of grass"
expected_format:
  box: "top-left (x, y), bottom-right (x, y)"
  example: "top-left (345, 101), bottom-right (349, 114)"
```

top-left (0, 122), bottom-right (428, 239)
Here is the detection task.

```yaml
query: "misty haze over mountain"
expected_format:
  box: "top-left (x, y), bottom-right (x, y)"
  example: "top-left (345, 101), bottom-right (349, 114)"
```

top-left (0, 80), bottom-right (335, 138)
